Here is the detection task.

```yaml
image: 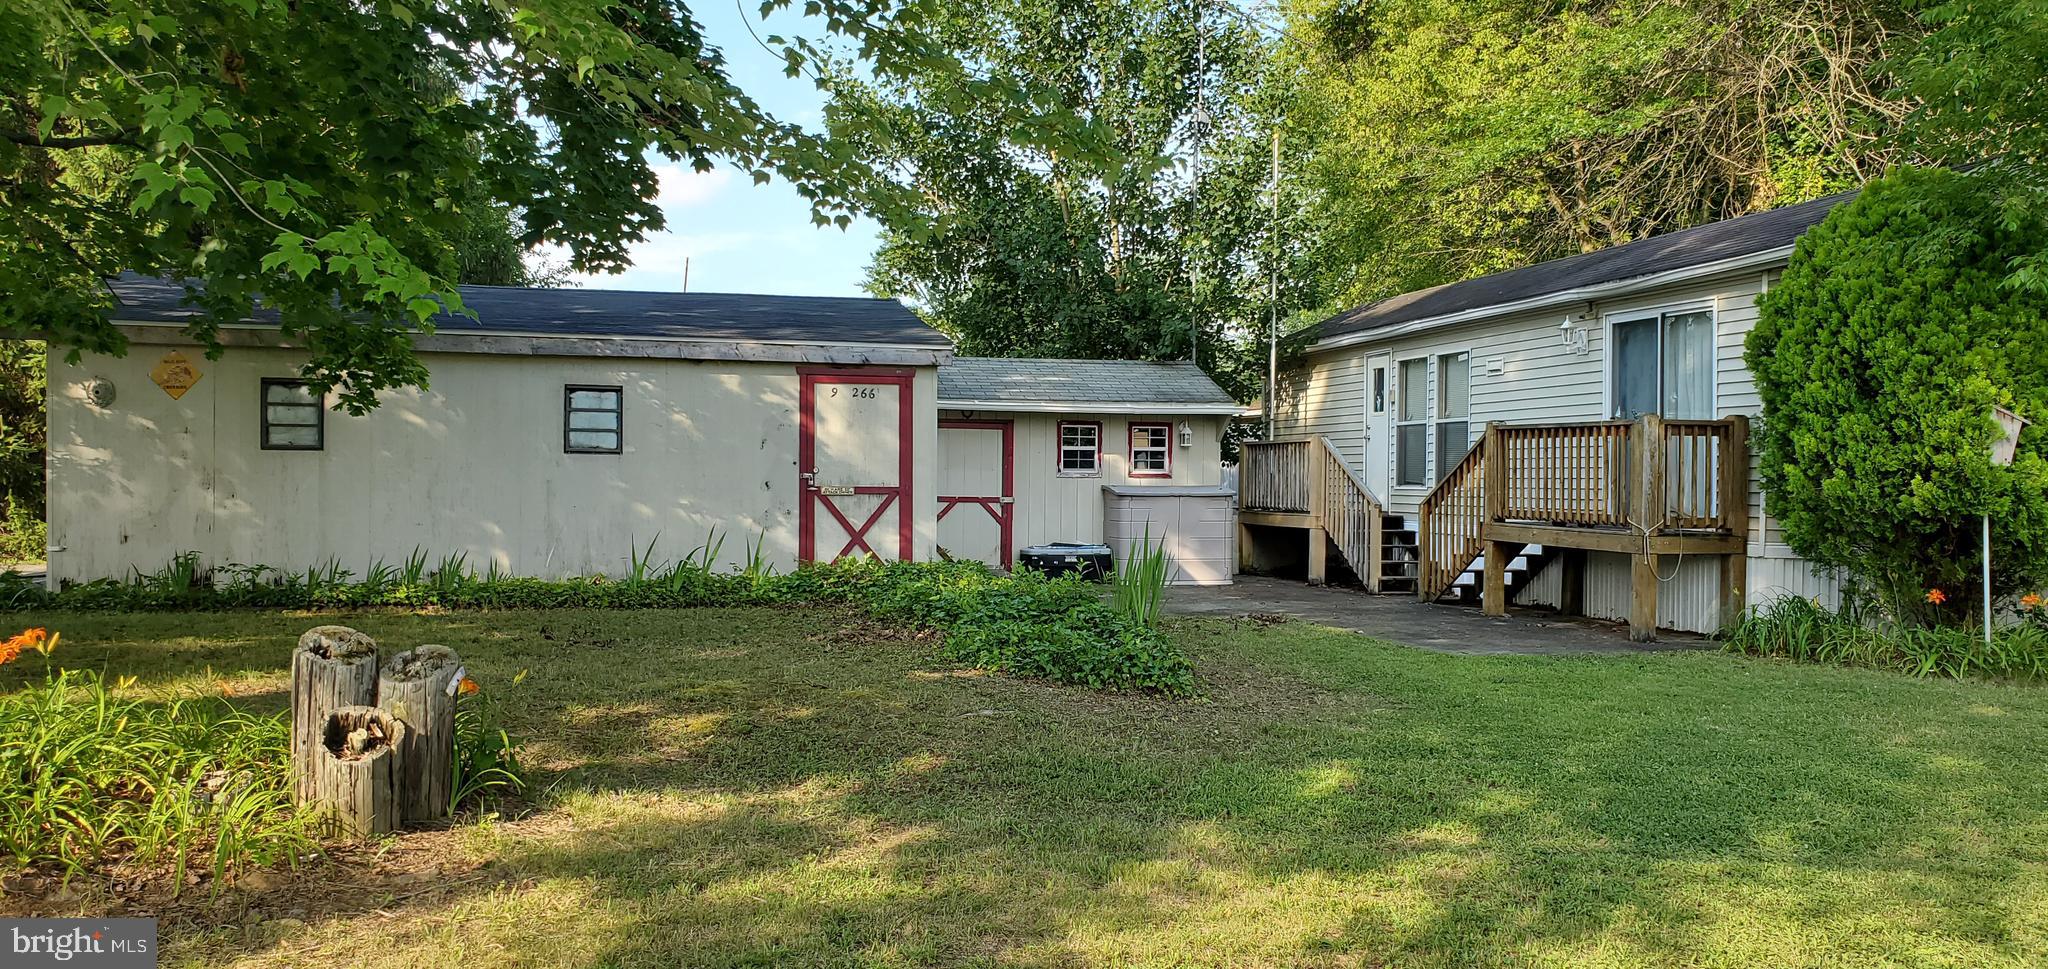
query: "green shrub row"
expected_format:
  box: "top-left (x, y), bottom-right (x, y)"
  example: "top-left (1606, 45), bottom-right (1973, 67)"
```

top-left (3, 554), bottom-right (1195, 694)
top-left (1723, 595), bottom-right (2048, 680)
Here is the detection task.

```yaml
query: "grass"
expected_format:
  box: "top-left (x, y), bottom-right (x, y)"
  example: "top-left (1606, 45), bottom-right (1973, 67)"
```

top-left (4, 608), bottom-right (2047, 967)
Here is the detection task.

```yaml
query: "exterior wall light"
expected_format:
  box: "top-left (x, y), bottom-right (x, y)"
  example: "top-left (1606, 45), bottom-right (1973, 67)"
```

top-left (1178, 421), bottom-right (1195, 448)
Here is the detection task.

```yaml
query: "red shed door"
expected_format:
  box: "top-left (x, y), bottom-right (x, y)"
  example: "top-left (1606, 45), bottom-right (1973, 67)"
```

top-left (799, 369), bottom-right (913, 563)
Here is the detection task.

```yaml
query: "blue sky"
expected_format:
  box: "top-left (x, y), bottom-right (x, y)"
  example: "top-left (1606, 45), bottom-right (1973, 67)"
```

top-left (556, 4), bottom-right (884, 297)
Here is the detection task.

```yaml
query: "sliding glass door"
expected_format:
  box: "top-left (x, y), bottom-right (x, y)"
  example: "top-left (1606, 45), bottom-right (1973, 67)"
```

top-left (1611, 310), bottom-right (1713, 419)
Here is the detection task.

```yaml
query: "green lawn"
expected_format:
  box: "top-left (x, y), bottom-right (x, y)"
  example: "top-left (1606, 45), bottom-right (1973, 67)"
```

top-left (8, 607), bottom-right (2048, 968)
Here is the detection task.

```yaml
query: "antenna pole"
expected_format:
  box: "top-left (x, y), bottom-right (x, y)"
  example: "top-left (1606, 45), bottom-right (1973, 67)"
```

top-left (1266, 124), bottom-right (1280, 440)
top-left (683, 256), bottom-right (691, 293)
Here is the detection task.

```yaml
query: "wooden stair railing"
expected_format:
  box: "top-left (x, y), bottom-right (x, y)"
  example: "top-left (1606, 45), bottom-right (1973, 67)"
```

top-left (1239, 439), bottom-right (1313, 513)
top-left (1316, 436), bottom-right (1384, 589)
top-left (1417, 434), bottom-right (1489, 602)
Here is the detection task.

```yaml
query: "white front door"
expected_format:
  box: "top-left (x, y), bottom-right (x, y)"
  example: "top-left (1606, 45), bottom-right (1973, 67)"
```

top-left (1363, 353), bottom-right (1393, 499)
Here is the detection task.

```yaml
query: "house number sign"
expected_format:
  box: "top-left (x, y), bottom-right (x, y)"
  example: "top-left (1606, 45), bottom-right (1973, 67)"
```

top-left (817, 485), bottom-right (856, 496)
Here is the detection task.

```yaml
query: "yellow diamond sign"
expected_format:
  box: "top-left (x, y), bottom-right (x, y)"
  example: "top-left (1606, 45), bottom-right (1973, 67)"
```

top-left (150, 350), bottom-right (202, 400)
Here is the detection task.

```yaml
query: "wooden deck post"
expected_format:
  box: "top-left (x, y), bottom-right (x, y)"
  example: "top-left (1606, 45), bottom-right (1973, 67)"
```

top-left (1415, 504), bottom-right (1432, 600)
top-left (1482, 540), bottom-right (1509, 617)
top-left (1720, 415), bottom-right (1752, 628)
top-left (1307, 527), bottom-right (1328, 585)
top-left (1482, 423), bottom-right (1506, 522)
top-left (1630, 552), bottom-right (1660, 642)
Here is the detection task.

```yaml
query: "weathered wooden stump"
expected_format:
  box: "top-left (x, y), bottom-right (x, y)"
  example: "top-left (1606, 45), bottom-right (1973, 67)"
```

top-left (312, 706), bottom-right (407, 838)
top-left (377, 644), bottom-right (462, 824)
top-left (290, 626), bottom-right (379, 804)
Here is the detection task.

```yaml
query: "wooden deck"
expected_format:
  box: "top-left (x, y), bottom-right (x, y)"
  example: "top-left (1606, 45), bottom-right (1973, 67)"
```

top-left (1239, 415), bottom-right (1750, 641)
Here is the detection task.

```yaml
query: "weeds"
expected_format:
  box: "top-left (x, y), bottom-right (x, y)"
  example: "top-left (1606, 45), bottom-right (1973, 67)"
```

top-left (0, 666), bottom-right (318, 882)
top-left (1724, 594), bottom-right (2048, 680)
top-left (1112, 526), bottom-right (1171, 628)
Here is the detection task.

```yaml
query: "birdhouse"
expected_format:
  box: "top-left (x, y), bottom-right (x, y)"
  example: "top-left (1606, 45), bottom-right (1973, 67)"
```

top-left (1991, 405), bottom-right (2029, 467)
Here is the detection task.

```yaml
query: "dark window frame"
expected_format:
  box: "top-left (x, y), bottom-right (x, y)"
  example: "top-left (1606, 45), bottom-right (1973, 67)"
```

top-left (259, 378), bottom-right (325, 451)
top-left (1057, 420), bottom-right (1102, 476)
top-left (563, 384), bottom-right (624, 455)
top-left (1128, 422), bottom-right (1172, 479)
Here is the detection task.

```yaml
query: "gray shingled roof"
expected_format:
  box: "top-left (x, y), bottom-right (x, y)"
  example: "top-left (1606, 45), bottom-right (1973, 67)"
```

top-left (1317, 191), bottom-right (1855, 341)
top-left (938, 357), bottom-right (1238, 407)
top-left (106, 273), bottom-right (951, 349)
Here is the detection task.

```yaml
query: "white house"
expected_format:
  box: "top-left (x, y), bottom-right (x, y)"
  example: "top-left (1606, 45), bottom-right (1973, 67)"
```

top-left (45, 276), bottom-right (1237, 586)
top-left (1255, 192), bottom-right (1853, 637)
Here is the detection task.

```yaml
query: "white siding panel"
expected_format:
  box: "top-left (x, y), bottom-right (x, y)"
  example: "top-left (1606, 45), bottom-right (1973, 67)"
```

top-left (1274, 351), bottom-right (1364, 460)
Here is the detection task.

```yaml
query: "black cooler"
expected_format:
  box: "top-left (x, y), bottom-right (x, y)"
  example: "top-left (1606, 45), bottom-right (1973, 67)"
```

top-left (1018, 542), bottom-right (1114, 581)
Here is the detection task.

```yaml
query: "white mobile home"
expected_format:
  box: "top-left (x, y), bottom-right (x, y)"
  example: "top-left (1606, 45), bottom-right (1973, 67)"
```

top-left (46, 277), bottom-right (1236, 586)
top-left (1256, 194), bottom-right (1852, 638)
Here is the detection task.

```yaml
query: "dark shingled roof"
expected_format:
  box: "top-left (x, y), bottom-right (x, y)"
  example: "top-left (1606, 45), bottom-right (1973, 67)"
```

top-left (106, 273), bottom-right (952, 349)
top-left (1316, 191), bottom-right (1855, 341)
top-left (938, 357), bottom-right (1237, 407)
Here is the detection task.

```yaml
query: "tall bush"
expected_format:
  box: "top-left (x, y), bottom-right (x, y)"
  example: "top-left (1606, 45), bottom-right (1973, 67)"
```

top-left (1747, 166), bottom-right (2048, 623)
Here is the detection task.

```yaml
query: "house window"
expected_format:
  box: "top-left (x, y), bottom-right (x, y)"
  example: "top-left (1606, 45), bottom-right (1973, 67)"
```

top-left (1370, 363), bottom-right (1386, 414)
top-left (1129, 423), bottom-right (1171, 478)
top-left (1435, 351), bottom-right (1470, 480)
top-left (1058, 421), bottom-right (1100, 475)
top-left (1612, 310), bottom-right (1714, 419)
top-left (1395, 359), bottom-right (1428, 486)
top-left (260, 379), bottom-right (324, 451)
top-left (564, 385), bottom-right (623, 454)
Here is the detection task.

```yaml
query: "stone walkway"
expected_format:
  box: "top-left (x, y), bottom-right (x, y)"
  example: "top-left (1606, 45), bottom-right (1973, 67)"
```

top-left (1167, 574), bottom-right (1709, 656)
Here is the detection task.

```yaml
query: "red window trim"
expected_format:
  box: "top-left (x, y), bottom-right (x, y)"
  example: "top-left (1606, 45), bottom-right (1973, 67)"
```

top-left (1128, 422), bottom-right (1173, 478)
top-left (1056, 420), bottom-right (1102, 476)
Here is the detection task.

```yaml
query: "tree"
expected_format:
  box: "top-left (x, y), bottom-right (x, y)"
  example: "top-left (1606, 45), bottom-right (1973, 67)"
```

top-left (1889, 0), bottom-right (2048, 292)
top-left (1746, 166), bottom-right (2048, 624)
top-left (1275, 0), bottom-right (1918, 312)
top-left (1, 0), bottom-right (1034, 412)
top-left (830, 0), bottom-right (1283, 398)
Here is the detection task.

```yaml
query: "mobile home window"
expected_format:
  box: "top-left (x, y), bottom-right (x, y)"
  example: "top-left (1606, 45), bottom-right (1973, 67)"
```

top-left (1129, 423), bottom-right (1171, 478)
top-left (1435, 351), bottom-right (1470, 480)
top-left (1395, 359), bottom-right (1428, 486)
top-left (1611, 310), bottom-right (1713, 419)
top-left (1370, 364), bottom-right (1386, 414)
top-left (564, 385), bottom-right (623, 454)
top-left (260, 379), bottom-right (324, 451)
top-left (1058, 421), bottom-right (1100, 475)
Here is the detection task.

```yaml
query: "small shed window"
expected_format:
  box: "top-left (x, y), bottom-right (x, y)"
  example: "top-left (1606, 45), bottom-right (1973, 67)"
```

top-left (1129, 423), bottom-right (1171, 478)
top-left (564, 385), bottom-right (623, 454)
top-left (260, 379), bottom-right (324, 451)
top-left (1058, 421), bottom-right (1100, 475)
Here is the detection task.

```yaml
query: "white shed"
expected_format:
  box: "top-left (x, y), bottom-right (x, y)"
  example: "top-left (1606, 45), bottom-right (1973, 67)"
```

top-left (46, 280), bottom-right (1246, 590)
top-left (935, 358), bottom-right (1241, 574)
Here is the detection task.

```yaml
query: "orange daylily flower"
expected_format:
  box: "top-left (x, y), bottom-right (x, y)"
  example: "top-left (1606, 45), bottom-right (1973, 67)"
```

top-left (2022, 593), bottom-right (2043, 610)
top-left (458, 677), bottom-right (480, 695)
top-left (1925, 588), bottom-right (1948, 605)
top-left (0, 627), bottom-right (54, 665)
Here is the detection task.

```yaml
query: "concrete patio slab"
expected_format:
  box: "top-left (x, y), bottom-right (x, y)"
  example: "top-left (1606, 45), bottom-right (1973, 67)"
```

top-left (1168, 575), bottom-right (1711, 656)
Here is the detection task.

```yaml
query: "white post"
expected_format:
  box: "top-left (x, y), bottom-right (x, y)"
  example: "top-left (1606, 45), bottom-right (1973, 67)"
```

top-left (1983, 513), bottom-right (1993, 644)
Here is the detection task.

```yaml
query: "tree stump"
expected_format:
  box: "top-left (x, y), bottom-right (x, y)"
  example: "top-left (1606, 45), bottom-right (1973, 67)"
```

top-left (377, 644), bottom-right (462, 824)
top-left (312, 706), bottom-right (406, 839)
top-left (291, 626), bottom-right (379, 804)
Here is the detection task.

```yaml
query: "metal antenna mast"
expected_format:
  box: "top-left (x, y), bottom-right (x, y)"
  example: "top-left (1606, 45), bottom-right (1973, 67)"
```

top-left (1188, 1), bottom-right (1209, 369)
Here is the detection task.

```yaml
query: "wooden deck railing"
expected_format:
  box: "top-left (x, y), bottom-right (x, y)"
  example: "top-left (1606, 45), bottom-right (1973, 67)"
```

top-left (1238, 436), bottom-right (1384, 588)
top-left (1240, 439), bottom-right (1312, 513)
top-left (1417, 435), bottom-right (1489, 601)
top-left (1318, 437), bottom-right (1382, 588)
top-left (1417, 415), bottom-right (1750, 601)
